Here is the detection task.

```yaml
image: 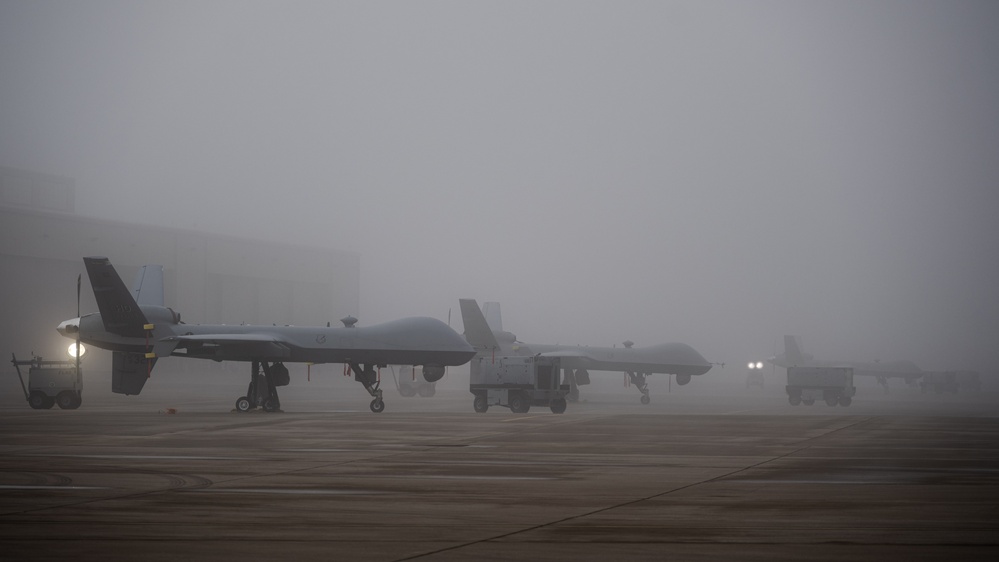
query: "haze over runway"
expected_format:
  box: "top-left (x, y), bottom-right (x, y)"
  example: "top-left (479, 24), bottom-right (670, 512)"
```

top-left (4, 4), bottom-right (999, 559)
top-left (2, 1), bottom-right (998, 378)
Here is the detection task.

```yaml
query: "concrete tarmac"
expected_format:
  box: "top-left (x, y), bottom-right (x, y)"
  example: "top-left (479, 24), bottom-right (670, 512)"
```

top-left (1, 382), bottom-right (998, 561)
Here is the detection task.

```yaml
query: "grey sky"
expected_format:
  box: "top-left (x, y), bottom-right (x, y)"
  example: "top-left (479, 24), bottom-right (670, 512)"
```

top-left (2, 1), bottom-right (998, 374)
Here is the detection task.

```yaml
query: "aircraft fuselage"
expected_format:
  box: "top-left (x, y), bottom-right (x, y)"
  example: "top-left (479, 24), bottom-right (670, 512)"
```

top-left (63, 308), bottom-right (476, 368)
top-left (514, 342), bottom-right (712, 377)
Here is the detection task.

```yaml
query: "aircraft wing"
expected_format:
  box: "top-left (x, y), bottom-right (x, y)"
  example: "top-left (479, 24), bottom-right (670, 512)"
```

top-left (538, 350), bottom-right (592, 358)
top-left (537, 349), bottom-right (597, 367)
top-left (166, 333), bottom-right (284, 343)
top-left (164, 333), bottom-right (293, 358)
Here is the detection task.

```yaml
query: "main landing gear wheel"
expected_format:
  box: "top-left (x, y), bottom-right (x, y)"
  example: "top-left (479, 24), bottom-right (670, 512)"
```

top-left (640, 394), bottom-right (651, 405)
top-left (370, 398), bottom-right (385, 413)
top-left (235, 396), bottom-right (252, 412)
top-left (236, 361), bottom-right (287, 413)
top-left (263, 397), bottom-right (281, 412)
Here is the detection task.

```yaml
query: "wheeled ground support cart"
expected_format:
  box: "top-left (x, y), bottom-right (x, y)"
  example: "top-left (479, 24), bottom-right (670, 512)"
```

top-left (11, 353), bottom-right (83, 410)
top-left (470, 355), bottom-right (569, 414)
top-left (786, 366), bottom-right (855, 407)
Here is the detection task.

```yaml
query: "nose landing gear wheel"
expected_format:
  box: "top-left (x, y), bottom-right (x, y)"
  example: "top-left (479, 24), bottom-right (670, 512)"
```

top-left (640, 394), bottom-right (651, 405)
top-left (370, 398), bottom-right (385, 413)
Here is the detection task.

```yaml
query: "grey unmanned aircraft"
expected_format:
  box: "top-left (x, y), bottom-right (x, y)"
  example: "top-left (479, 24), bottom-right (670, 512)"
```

top-left (459, 299), bottom-right (712, 404)
top-left (57, 257), bottom-right (476, 412)
top-left (769, 335), bottom-right (925, 391)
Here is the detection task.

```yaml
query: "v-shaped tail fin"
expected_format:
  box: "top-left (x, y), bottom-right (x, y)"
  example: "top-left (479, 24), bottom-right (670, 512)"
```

top-left (784, 335), bottom-right (805, 366)
top-left (459, 299), bottom-right (501, 352)
top-left (84, 256), bottom-right (150, 337)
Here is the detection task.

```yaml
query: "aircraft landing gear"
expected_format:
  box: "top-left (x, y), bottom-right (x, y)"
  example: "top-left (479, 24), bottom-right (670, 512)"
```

top-left (563, 368), bottom-right (590, 402)
top-left (628, 372), bottom-right (652, 405)
top-left (564, 370), bottom-right (579, 403)
top-left (235, 361), bottom-right (288, 413)
top-left (235, 396), bottom-right (252, 412)
top-left (350, 362), bottom-right (385, 414)
top-left (877, 375), bottom-right (889, 395)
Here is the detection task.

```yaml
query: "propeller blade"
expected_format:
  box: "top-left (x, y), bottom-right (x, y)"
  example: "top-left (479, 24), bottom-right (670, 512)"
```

top-left (75, 274), bottom-right (82, 374)
top-left (772, 337), bottom-right (777, 374)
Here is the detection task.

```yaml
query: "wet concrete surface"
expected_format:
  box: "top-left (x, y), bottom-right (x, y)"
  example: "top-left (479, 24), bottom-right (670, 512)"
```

top-left (1, 382), bottom-right (998, 561)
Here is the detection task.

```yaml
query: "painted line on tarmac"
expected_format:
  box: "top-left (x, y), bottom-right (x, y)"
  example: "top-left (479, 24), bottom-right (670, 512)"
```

top-left (190, 488), bottom-right (387, 495)
top-left (19, 454), bottom-right (254, 461)
top-left (0, 485), bottom-right (108, 490)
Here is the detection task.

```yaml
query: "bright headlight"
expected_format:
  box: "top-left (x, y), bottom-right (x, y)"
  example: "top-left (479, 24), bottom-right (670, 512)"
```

top-left (756, 362), bottom-right (764, 369)
top-left (68, 342), bottom-right (86, 358)
top-left (747, 362), bottom-right (755, 369)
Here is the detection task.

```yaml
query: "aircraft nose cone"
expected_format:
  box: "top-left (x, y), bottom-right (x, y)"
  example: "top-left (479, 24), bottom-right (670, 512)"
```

top-left (57, 318), bottom-right (80, 338)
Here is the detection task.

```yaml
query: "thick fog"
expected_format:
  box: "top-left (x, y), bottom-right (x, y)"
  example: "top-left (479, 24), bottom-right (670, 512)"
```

top-left (3, 1), bottom-right (998, 375)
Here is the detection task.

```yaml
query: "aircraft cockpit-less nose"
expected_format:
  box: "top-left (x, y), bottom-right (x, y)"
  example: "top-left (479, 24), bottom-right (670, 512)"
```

top-left (57, 318), bottom-right (80, 337)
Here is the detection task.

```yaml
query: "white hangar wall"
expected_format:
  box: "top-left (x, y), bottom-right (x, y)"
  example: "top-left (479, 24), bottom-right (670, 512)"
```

top-left (1, 168), bottom-right (360, 373)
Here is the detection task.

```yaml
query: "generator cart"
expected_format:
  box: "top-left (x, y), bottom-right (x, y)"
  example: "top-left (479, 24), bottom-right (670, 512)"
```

top-left (11, 353), bottom-right (83, 410)
top-left (470, 355), bottom-right (569, 414)
top-left (786, 366), bottom-right (854, 407)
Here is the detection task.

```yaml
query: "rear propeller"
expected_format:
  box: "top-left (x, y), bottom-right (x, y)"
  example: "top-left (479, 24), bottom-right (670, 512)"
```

top-left (74, 274), bottom-right (82, 375)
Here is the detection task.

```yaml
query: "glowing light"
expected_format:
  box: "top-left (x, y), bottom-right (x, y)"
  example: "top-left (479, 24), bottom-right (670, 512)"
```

top-left (68, 342), bottom-right (86, 358)
top-left (756, 362), bottom-right (764, 369)
top-left (748, 362), bottom-right (755, 369)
